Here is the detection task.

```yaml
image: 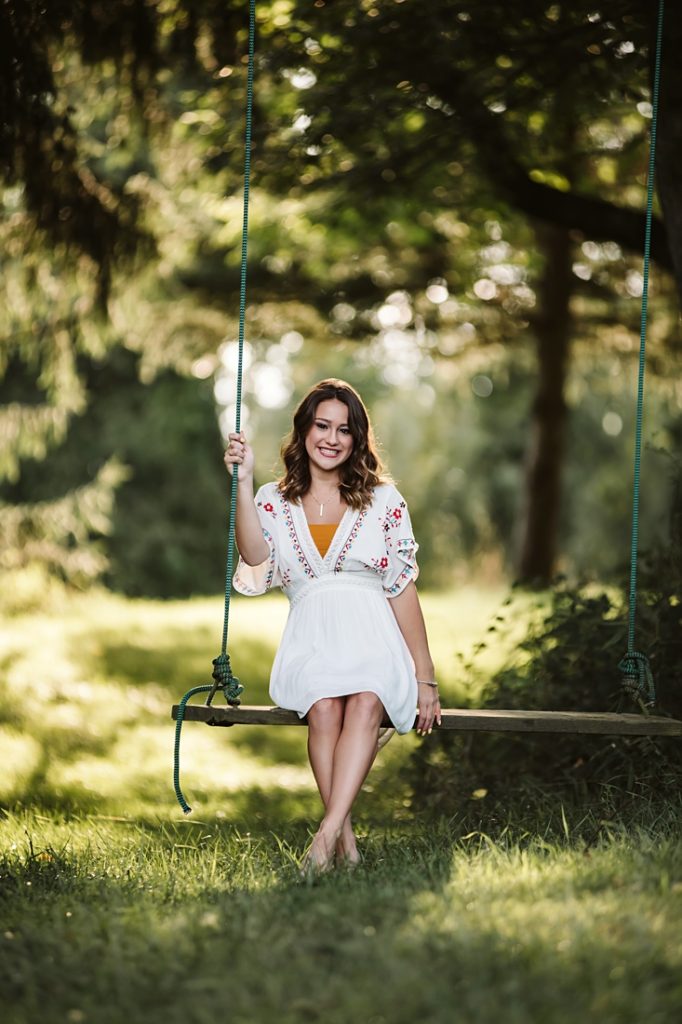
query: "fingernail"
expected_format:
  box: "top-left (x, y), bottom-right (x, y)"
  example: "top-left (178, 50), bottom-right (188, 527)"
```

top-left (428, 728), bottom-right (432, 735)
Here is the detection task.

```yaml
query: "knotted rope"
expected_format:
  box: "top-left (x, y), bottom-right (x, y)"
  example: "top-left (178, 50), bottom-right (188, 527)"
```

top-left (618, 651), bottom-right (656, 709)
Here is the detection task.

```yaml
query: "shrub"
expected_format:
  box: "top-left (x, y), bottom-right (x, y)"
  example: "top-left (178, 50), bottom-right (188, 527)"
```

top-left (409, 521), bottom-right (682, 815)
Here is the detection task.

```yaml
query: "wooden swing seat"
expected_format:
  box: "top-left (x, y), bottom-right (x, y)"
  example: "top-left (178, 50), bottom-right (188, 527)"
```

top-left (171, 704), bottom-right (682, 737)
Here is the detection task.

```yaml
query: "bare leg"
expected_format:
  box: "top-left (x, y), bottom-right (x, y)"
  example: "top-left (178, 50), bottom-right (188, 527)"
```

top-left (308, 692), bottom-right (384, 869)
top-left (306, 698), bottom-right (357, 863)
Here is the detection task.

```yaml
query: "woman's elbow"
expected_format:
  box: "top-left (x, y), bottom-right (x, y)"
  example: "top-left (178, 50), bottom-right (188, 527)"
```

top-left (238, 543), bottom-right (270, 566)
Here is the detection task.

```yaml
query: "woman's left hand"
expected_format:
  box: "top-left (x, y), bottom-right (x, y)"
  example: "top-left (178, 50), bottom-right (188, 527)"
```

top-left (416, 683), bottom-right (441, 736)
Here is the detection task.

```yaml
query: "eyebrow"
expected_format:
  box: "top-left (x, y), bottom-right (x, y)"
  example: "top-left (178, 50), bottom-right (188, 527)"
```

top-left (315, 417), bottom-right (349, 426)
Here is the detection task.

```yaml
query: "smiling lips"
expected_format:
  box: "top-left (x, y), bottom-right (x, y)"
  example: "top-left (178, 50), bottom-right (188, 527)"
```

top-left (318, 446), bottom-right (340, 459)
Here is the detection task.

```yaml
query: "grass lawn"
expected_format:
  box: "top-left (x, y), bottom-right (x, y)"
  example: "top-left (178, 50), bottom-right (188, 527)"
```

top-left (2, 586), bottom-right (682, 1023)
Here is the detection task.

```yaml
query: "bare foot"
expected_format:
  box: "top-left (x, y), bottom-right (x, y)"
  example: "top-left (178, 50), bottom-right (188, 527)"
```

top-left (335, 830), bottom-right (361, 867)
top-left (301, 825), bottom-right (340, 878)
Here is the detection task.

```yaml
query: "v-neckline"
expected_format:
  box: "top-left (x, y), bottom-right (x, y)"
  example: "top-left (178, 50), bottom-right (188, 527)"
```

top-left (291, 499), bottom-right (358, 574)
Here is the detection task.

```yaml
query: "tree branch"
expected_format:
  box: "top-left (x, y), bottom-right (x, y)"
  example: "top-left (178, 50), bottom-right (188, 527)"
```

top-left (431, 72), bottom-right (673, 275)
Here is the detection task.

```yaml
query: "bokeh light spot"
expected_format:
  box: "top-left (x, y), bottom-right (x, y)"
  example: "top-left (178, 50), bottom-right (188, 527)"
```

top-left (473, 279), bottom-right (497, 301)
top-left (471, 375), bottom-right (493, 398)
top-left (426, 282), bottom-right (449, 304)
top-left (602, 412), bottom-right (623, 437)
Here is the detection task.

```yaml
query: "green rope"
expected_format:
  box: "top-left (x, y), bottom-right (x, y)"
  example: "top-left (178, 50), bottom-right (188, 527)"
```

top-left (173, 685), bottom-right (214, 815)
top-left (174, 0), bottom-right (254, 814)
top-left (217, 0), bottom-right (256, 677)
top-left (619, 0), bottom-right (665, 708)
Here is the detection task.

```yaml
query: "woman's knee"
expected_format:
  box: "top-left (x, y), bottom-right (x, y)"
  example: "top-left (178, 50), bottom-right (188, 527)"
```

top-left (308, 696), bottom-right (344, 730)
top-left (344, 691), bottom-right (384, 724)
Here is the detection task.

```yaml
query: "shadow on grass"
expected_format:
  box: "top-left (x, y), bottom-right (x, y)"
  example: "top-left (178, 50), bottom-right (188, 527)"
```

top-left (0, 822), bottom-right (460, 1024)
top-left (186, 713), bottom-right (310, 768)
top-left (4, 815), bottom-right (682, 1024)
top-left (2, 732), bottom-right (413, 831)
top-left (3, 770), bottom-right (402, 833)
top-left (226, 724), bottom-right (310, 765)
top-left (69, 621), bottom-right (313, 766)
top-left (77, 630), bottom-right (276, 701)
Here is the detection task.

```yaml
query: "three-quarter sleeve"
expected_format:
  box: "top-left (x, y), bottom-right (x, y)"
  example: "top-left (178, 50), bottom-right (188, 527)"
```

top-left (382, 488), bottom-right (420, 597)
top-left (233, 485), bottom-right (282, 596)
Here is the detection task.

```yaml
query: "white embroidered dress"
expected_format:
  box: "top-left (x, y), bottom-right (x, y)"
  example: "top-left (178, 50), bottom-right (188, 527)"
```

top-left (233, 481), bottom-right (419, 733)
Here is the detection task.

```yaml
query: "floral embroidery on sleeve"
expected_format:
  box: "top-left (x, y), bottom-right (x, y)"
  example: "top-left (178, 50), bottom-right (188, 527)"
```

top-left (233, 526), bottom-right (277, 595)
top-left (382, 493), bottom-right (419, 597)
top-left (232, 484), bottom-right (283, 596)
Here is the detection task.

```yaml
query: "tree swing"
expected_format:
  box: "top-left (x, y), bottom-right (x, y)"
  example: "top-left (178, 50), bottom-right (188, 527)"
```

top-left (172, 0), bottom-right (680, 815)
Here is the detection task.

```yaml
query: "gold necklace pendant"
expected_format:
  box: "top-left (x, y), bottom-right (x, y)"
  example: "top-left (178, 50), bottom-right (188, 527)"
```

top-left (309, 487), bottom-right (339, 518)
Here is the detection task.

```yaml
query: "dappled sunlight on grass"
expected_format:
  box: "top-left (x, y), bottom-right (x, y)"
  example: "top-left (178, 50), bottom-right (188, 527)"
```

top-left (0, 729), bottom-right (43, 802)
top-left (52, 722), bottom-right (314, 812)
top-left (2, 810), bottom-right (682, 1024)
top-left (398, 838), bottom-right (682, 1018)
top-left (228, 718), bottom-right (310, 764)
top-left (0, 538), bottom-right (677, 1017)
top-left (0, 584), bottom-right (507, 818)
top-left (419, 585), bottom-right (544, 704)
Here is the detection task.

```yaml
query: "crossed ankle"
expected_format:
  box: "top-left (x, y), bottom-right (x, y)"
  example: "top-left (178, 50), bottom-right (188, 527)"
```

top-left (318, 820), bottom-right (344, 842)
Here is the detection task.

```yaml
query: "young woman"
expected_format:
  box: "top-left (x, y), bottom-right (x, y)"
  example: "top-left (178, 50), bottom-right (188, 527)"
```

top-left (225, 379), bottom-right (439, 874)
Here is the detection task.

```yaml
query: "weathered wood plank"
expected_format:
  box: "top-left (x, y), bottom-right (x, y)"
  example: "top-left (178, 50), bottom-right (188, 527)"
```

top-left (171, 704), bottom-right (682, 736)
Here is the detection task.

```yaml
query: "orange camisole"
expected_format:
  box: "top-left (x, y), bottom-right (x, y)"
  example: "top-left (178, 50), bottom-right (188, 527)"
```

top-left (308, 522), bottom-right (339, 558)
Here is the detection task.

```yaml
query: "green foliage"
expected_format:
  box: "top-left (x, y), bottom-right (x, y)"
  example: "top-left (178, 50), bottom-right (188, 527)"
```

top-left (0, 459), bottom-right (129, 588)
top-left (1, 348), bottom-right (229, 597)
top-left (1, 0), bottom-right (680, 595)
top-left (409, 484), bottom-right (682, 813)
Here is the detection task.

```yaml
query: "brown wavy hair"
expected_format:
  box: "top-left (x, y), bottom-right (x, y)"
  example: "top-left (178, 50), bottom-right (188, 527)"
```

top-left (279, 379), bottom-right (389, 510)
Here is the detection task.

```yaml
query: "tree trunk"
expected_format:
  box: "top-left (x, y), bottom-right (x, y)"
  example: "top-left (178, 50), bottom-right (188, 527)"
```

top-left (518, 223), bottom-right (573, 584)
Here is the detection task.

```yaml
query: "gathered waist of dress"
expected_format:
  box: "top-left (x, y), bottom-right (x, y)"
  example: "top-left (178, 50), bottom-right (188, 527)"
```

top-left (289, 572), bottom-right (384, 608)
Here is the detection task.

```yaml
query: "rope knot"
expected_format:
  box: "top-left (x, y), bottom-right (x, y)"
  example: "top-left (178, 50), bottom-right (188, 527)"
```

top-left (210, 652), bottom-right (244, 706)
top-left (618, 650), bottom-right (656, 708)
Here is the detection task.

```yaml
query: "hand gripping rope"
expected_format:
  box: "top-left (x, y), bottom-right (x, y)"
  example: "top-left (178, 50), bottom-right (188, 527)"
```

top-left (174, 0), bottom-right (255, 814)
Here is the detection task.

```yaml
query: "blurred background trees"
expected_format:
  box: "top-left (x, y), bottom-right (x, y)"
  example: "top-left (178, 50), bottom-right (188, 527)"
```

top-left (1, 0), bottom-right (680, 596)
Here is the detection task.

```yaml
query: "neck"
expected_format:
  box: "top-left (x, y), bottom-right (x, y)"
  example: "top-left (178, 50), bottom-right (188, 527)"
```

top-left (306, 468), bottom-right (342, 518)
top-left (308, 468), bottom-right (341, 492)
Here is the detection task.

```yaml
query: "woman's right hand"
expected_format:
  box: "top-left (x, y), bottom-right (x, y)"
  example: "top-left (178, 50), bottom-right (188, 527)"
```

top-left (224, 432), bottom-right (255, 481)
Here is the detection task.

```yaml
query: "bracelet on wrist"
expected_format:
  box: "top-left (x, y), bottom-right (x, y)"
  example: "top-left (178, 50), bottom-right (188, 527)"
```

top-left (417, 679), bottom-right (438, 688)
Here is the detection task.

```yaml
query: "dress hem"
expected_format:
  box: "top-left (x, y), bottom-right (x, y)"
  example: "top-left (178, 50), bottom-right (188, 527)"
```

top-left (270, 685), bottom-right (417, 735)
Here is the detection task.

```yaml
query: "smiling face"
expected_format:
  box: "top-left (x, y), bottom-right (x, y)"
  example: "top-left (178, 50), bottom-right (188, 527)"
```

top-left (280, 379), bottom-right (385, 509)
top-left (304, 398), bottom-right (354, 477)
